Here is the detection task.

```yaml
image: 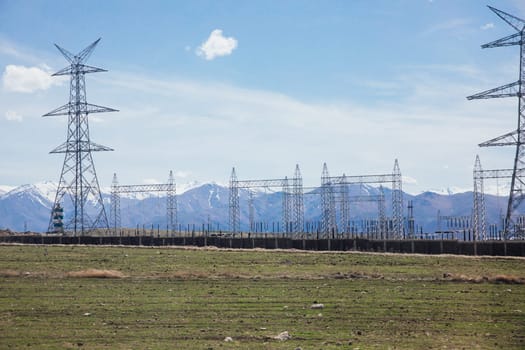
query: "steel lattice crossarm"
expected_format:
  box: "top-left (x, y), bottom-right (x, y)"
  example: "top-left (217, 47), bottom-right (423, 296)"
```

top-left (48, 141), bottom-right (114, 154)
top-left (479, 130), bottom-right (518, 147)
top-left (325, 173), bottom-right (396, 185)
top-left (43, 102), bottom-right (117, 116)
top-left (474, 168), bottom-right (514, 179)
top-left (113, 184), bottom-right (174, 193)
top-left (346, 195), bottom-right (383, 202)
top-left (234, 178), bottom-right (289, 189)
top-left (110, 172), bottom-right (177, 235)
top-left (467, 6), bottom-right (525, 239)
top-left (467, 81), bottom-right (521, 100)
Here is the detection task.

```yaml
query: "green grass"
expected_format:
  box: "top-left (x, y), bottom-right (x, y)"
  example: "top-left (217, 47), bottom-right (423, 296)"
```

top-left (1, 245), bottom-right (524, 349)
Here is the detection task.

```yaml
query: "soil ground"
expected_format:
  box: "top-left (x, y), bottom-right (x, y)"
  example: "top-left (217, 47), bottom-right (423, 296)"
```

top-left (0, 245), bottom-right (524, 349)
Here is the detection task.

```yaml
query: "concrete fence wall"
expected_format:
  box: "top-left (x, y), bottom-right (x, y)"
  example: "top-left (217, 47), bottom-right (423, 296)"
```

top-left (1, 234), bottom-right (524, 256)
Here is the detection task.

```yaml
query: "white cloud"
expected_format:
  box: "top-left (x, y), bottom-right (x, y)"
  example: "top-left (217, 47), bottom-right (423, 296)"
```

top-left (196, 29), bottom-right (238, 60)
top-left (481, 23), bottom-right (494, 30)
top-left (2, 64), bottom-right (63, 93)
top-left (5, 110), bottom-right (23, 122)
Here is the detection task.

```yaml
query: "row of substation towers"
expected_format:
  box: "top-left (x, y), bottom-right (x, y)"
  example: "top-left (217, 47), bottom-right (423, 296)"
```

top-left (42, 38), bottom-right (406, 238)
top-left (45, 7), bottom-right (525, 241)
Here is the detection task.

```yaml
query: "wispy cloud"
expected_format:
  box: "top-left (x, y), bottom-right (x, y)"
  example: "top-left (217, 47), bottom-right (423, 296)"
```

top-left (421, 18), bottom-right (471, 36)
top-left (0, 38), bottom-right (43, 64)
top-left (91, 61), bottom-right (514, 191)
top-left (196, 29), bottom-right (238, 60)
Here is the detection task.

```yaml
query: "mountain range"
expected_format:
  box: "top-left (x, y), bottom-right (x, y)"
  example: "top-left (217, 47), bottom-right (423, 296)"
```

top-left (0, 181), bottom-right (509, 234)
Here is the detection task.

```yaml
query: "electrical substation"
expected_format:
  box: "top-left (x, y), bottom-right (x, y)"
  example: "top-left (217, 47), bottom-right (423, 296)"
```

top-left (25, 7), bottom-right (525, 255)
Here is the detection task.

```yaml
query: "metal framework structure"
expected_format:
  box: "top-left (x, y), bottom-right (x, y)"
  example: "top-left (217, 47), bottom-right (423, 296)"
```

top-left (472, 155), bottom-right (513, 240)
top-left (407, 200), bottom-right (415, 238)
top-left (467, 7), bottom-right (525, 239)
top-left (44, 38), bottom-right (117, 235)
top-left (321, 164), bottom-right (387, 237)
top-left (321, 163), bottom-right (337, 234)
top-left (110, 171), bottom-right (177, 234)
top-left (339, 194), bottom-right (386, 235)
top-left (228, 165), bottom-right (304, 235)
top-left (437, 210), bottom-right (471, 235)
top-left (320, 160), bottom-right (404, 239)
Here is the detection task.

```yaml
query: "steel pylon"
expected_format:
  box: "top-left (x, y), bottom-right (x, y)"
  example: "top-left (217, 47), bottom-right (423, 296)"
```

top-left (392, 159), bottom-right (404, 238)
top-left (229, 167), bottom-right (240, 234)
top-left (111, 173), bottom-right (121, 234)
top-left (473, 155), bottom-right (487, 241)
top-left (321, 163), bottom-right (336, 236)
top-left (282, 177), bottom-right (292, 235)
top-left (292, 164), bottom-right (305, 235)
top-left (467, 7), bottom-right (525, 239)
top-left (167, 170), bottom-right (177, 234)
top-left (44, 38), bottom-right (117, 235)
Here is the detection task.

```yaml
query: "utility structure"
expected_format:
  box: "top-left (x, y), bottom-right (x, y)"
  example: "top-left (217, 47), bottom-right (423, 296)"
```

top-left (320, 160), bottom-right (404, 239)
top-left (467, 7), bottom-right (525, 239)
top-left (437, 210), bottom-right (471, 239)
top-left (229, 165), bottom-right (304, 235)
top-left (44, 38), bottom-right (117, 235)
top-left (472, 155), bottom-right (513, 240)
top-left (110, 171), bottom-right (177, 235)
top-left (321, 164), bottom-right (387, 237)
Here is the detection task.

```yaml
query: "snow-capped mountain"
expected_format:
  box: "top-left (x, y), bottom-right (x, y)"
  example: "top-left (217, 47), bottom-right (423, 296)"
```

top-left (0, 181), bottom-right (512, 234)
top-left (0, 185), bottom-right (15, 196)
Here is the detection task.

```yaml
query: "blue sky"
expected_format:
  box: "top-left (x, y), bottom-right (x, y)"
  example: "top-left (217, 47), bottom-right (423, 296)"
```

top-left (1, 0), bottom-right (525, 194)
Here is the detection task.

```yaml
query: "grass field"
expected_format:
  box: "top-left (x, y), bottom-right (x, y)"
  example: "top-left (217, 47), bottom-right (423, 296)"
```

top-left (0, 245), bottom-right (524, 349)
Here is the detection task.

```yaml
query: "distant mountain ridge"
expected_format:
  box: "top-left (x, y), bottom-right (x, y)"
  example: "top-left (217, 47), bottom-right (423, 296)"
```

top-left (0, 181), bottom-right (509, 233)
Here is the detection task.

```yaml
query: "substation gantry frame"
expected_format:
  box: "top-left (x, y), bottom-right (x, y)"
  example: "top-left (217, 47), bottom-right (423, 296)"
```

top-left (110, 171), bottom-right (177, 235)
top-left (468, 7), bottom-right (525, 239)
top-left (229, 165), bottom-right (304, 236)
top-left (473, 155), bottom-right (514, 240)
top-left (320, 159), bottom-right (404, 239)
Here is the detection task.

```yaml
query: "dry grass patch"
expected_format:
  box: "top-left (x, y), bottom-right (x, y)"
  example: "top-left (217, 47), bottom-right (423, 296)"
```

top-left (443, 272), bottom-right (525, 284)
top-left (67, 269), bottom-right (126, 279)
top-left (489, 274), bottom-right (525, 284)
top-left (0, 269), bottom-right (22, 277)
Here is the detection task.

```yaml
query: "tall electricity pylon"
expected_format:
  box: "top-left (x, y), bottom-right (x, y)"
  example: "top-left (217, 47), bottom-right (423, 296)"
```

top-left (44, 38), bottom-right (117, 235)
top-left (468, 7), bottom-right (525, 239)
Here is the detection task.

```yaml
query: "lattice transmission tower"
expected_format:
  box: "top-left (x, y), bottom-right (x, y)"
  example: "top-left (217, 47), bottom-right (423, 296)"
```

top-left (44, 38), bottom-right (117, 235)
top-left (467, 7), bottom-right (525, 239)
